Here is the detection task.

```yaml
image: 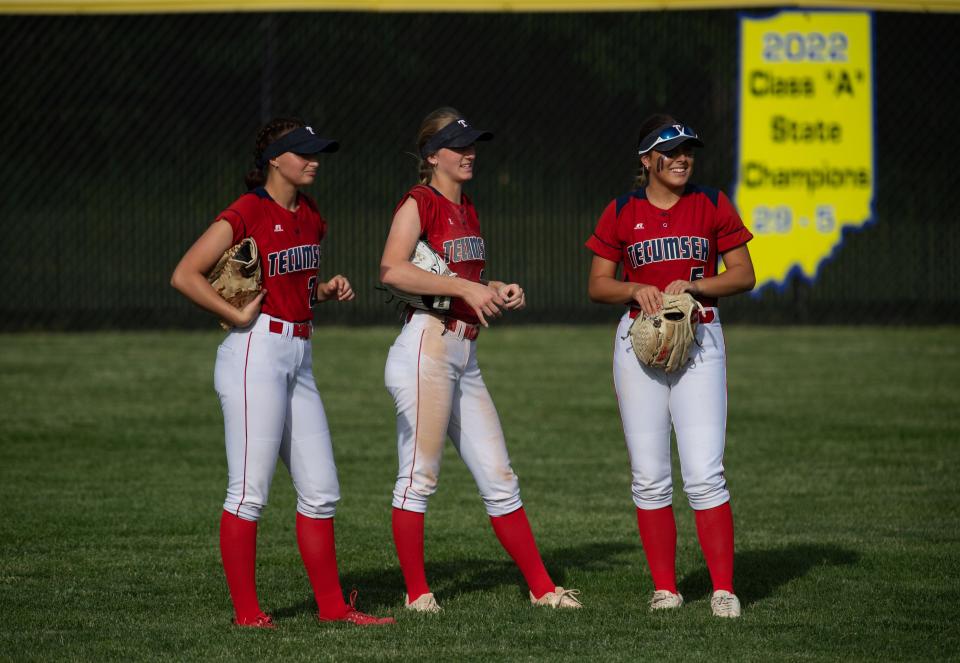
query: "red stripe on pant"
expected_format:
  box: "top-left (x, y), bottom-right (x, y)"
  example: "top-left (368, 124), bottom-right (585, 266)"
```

top-left (400, 330), bottom-right (426, 510)
top-left (236, 334), bottom-right (253, 516)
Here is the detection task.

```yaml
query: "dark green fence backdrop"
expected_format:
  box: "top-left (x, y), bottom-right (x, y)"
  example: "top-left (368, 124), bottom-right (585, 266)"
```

top-left (0, 10), bottom-right (957, 329)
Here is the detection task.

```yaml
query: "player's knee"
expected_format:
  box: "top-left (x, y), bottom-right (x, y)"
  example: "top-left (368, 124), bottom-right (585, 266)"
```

top-left (631, 485), bottom-right (673, 509)
top-left (225, 500), bottom-right (265, 522)
top-left (482, 491), bottom-right (522, 517)
top-left (477, 470), bottom-right (521, 517)
top-left (296, 500), bottom-right (337, 519)
top-left (395, 472), bottom-right (438, 497)
top-left (631, 473), bottom-right (673, 509)
top-left (392, 493), bottom-right (429, 513)
top-left (392, 483), bottom-right (433, 513)
top-left (684, 475), bottom-right (729, 510)
top-left (296, 489), bottom-right (340, 519)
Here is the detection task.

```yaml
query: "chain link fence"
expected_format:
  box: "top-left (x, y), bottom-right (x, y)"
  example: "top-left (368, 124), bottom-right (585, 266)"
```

top-left (1, 10), bottom-right (957, 329)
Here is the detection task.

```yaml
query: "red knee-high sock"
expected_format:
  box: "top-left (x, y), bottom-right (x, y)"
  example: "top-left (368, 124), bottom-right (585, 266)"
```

top-left (296, 513), bottom-right (349, 619)
top-left (694, 502), bottom-right (735, 593)
top-left (392, 508), bottom-right (431, 602)
top-left (489, 507), bottom-right (555, 599)
top-left (636, 506), bottom-right (678, 593)
top-left (219, 510), bottom-right (263, 623)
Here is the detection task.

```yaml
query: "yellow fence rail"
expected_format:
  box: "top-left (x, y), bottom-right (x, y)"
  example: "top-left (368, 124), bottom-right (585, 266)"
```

top-left (3, 0), bottom-right (959, 14)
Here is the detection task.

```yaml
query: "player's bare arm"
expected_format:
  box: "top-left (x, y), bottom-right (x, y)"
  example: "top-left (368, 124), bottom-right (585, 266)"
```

top-left (171, 219), bottom-right (266, 327)
top-left (381, 197), bottom-right (504, 324)
top-left (665, 244), bottom-right (756, 299)
top-left (588, 256), bottom-right (663, 315)
top-left (315, 275), bottom-right (355, 303)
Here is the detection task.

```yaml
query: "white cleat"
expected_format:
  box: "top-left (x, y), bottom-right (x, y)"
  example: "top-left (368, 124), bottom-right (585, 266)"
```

top-left (404, 592), bottom-right (442, 613)
top-left (530, 586), bottom-right (582, 609)
top-left (710, 590), bottom-right (741, 618)
top-left (649, 589), bottom-right (684, 610)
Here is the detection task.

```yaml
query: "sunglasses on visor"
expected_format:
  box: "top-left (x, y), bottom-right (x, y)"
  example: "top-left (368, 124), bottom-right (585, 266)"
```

top-left (637, 124), bottom-right (700, 155)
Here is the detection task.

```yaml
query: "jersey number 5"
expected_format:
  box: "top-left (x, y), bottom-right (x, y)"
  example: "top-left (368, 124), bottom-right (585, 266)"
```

top-left (690, 266), bottom-right (705, 281)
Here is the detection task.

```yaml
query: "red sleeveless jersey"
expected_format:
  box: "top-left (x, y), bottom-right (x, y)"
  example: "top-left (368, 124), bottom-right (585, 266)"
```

top-left (586, 184), bottom-right (753, 308)
top-left (395, 184), bottom-right (486, 325)
top-left (216, 187), bottom-right (326, 323)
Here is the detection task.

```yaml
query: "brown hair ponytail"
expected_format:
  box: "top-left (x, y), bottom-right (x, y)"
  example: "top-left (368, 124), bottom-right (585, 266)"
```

top-left (244, 117), bottom-right (306, 190)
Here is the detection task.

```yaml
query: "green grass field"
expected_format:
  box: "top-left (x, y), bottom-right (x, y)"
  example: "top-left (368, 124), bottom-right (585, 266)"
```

top-left (2, 326), bottom-right (959, 662)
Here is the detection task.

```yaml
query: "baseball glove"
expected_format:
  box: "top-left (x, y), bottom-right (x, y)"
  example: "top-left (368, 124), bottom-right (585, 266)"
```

top-left (383, 240), bottom-right (455, 312)
top-left (207, 237), bottom-right (263, 330)
top-left (627, 293), bottom-right (704, 373)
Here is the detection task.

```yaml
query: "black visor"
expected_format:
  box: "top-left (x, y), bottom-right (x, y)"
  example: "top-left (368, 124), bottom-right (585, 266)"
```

top-left (257, 126), bottom-right (339, 167)
top-left (420, 118), bottom-right (493, 158)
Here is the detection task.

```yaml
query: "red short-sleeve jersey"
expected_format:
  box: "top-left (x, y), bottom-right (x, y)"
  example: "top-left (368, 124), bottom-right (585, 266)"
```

top-left (586, 184), bottom-right (753, 308)
top-left (394, 184), bottom-right (486, 325)
top-left (216, 187), bottom-right (326, 323)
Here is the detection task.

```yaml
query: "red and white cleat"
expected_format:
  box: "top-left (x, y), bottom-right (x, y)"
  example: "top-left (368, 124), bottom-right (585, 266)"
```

top-left (319, 590), bottom-right (396, 626)
top-left (232, 612), bottom-right (276, 629)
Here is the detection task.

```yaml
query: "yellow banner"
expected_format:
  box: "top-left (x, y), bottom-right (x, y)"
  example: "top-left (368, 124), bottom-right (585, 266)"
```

top-left (735, 10), bottom-right (874, 288)
top-left (2, 0), bottom-right (958, 13)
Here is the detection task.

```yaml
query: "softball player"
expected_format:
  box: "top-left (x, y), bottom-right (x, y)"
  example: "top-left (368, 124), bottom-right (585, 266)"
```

top-left (586, 114), bottom-right (755, 617)
top-left (379, 107), bottom-right (581, 613)
top-left (171, 117), bottom-right (394, 628)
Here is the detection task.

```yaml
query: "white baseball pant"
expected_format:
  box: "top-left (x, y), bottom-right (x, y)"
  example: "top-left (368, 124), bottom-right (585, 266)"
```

top-left (385, 310), bottom-right (522, 516)
top-left (613, 308), bottom-right (730, 511)
top-left (214, 314), bottom-right (340, 522)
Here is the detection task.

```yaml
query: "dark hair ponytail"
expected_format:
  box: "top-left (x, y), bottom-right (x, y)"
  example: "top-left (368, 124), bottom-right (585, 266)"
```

top-left (634, 113), bottom-right (678, 189)
top-left (244, 117), bottom-right (306, 190)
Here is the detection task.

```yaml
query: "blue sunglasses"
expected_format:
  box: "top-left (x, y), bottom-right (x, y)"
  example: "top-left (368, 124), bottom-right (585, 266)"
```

top-left (637, 124), bottom-right (701, 155)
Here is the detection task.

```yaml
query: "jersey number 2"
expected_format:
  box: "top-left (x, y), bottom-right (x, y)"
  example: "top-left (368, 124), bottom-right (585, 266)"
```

top-left (308, 276), bottom-right (319, 308)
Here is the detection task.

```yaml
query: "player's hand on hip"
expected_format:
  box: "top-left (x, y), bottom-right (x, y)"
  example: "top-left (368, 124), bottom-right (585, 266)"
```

top-left (632, 284), bottom-right (663, 316)
top-left (463, 281), bottom-right (504, 327)
top-left (664, 280), bottom-right (698, 296)
top-left (232, 290), bottom-right (267, 328)
top-left (317, 275), bottom-right (355, 302)
top-left (498, 283), bottom-right (526, 311)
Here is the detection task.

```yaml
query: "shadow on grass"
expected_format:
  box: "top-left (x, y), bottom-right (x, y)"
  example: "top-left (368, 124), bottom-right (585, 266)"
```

top-left (677, 543), bottom-right (859, 606)
top-left (272, 540), bottom-right (634, 619)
